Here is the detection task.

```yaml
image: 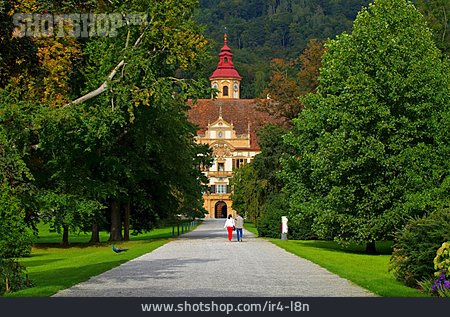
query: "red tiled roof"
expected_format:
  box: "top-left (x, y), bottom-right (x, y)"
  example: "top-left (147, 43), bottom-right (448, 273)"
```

top-left (209, 68), bottom-right (242, 79)
top-left (187, 99), bottom-right (280, 151)
top-left (209, 34), bottom-right (242, 80)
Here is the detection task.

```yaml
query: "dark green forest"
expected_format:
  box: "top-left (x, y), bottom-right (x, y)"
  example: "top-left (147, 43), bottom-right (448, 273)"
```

top-left (195, 0), bottom-right (449, 98)
top-left (196, 0), bottom-right (372, 98)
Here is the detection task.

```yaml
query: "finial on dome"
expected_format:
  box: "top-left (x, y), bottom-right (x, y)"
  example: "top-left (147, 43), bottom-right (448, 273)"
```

top-left (224, 27), bottom-right (228, 44)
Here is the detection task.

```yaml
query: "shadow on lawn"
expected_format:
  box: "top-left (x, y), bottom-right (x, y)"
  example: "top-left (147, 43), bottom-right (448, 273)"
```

top-left (129, 232), bottom-right (173, 241)
top-left (8, 260), bottom-right (131, 297)
top-left (33, 230), bottom-right (176, 245)
top-left (287, 240), bottom-right (393, 255)
top-left (22, 258), bottom-right (63, 268)
top-left (33, 242), bottom-right (111, 250)
top-left (32, 238), bottom-right (171, 250)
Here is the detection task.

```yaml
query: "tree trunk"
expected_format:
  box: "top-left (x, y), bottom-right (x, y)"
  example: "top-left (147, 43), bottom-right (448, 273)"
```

top-left (123, 201), bottom-right (130, 241)
top-left (62, 225), bottom-right (69, 246)
top-left (90, 223), bottom-right (100, 243)
top-left (366, 241), bottom-right (376, 254)
top-left (109, 200), bottom-right (123, 241)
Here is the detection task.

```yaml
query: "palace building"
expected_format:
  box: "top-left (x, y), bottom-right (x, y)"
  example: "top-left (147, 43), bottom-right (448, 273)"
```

top-left (188, 34), bottom-right (277, 219)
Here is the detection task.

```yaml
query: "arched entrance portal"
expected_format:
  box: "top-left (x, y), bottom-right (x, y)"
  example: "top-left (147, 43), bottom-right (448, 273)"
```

top-left (215, 201), bottom-right (227, 218)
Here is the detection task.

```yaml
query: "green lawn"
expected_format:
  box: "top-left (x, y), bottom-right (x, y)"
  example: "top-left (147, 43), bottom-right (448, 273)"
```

top-left (7, 220), bottom-right (426, 297)
top-left (244, 220), bottom-right (258, 235)
top-left (244, 221), bottom-right (425, 297)
top-left (269, 239), bottom-right (427, 297)
top-left (5, 222), bottom-right (200, 297)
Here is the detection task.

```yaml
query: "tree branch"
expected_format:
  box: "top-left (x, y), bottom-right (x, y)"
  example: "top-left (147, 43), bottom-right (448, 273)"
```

top-left (63, 32), bottom-right (146, 108)
top-left (63, 60), bottom-right (125, 108)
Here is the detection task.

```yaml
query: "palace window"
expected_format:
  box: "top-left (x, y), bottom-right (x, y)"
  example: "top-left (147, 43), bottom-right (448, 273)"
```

top-left (218, 162), bottom-right (225, 171)
top-left (216, 184), bottom-right (227, 194)
top-left (223, 85), bottom-right (229, 96)
top-left (233, 158), bottom-right (246, 170)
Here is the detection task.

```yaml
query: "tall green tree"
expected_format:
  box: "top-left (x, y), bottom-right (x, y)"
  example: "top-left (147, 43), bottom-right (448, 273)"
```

top-left (1, 0), bottom-right (211, 245)
top-left (0, 128), bottom-right (33, 258)
top-left (0, 97), bottom-right (34, 293)
top-left (231, 164), bottom-right (266, 223)
top-left (33, 0), bottom-right (211, 241)
top-left (231, 124), bottom-right (288, 227)
top-left (282, 0), bottom-right (450, 252)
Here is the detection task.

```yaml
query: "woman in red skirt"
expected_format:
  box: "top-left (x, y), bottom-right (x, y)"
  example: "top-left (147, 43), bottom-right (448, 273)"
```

top-left (223, 214), bottom-right (235, 241)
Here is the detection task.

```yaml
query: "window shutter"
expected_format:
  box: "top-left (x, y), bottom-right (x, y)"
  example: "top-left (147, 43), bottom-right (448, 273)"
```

top-left (226, 185), bottom-right (231, 194)
top-left (210, 185), bottom-right (216, 193)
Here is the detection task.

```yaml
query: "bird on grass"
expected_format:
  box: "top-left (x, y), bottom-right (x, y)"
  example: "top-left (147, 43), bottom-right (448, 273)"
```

top-left (112, 245), bottom-right (128, 253)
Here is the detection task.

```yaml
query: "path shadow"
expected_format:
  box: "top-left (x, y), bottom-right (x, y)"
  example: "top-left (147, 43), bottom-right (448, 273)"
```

top-left (84, 257), bottom-right (221, 284)
top-left (284, 240), bottom-right (393, 255)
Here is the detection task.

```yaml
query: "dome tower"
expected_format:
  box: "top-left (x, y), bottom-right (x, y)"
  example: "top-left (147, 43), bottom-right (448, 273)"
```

top-left (209, 34), bottom-right (242, 99)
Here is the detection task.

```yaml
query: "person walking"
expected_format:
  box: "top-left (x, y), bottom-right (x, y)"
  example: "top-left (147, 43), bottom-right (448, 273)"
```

top-left (224, 214), bottom-right (235, 242)
top-left (235, 212), bottom-right (244, 242)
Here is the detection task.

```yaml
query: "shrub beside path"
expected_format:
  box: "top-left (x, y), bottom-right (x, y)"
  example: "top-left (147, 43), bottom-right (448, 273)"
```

top-left (54, 219), bottom-right (373, 297)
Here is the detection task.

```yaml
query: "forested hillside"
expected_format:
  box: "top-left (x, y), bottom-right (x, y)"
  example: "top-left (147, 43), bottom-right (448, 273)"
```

top-left (195, 0), bottom-right (372, 98)
top-left (195, 0), bottom-right (449, 98)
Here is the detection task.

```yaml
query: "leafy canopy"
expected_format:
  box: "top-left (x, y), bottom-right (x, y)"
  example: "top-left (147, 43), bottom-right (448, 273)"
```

top-left (282, 0), bottom-right (450, 249)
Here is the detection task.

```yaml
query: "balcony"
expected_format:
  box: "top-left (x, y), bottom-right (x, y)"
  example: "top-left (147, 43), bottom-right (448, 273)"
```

top-left (207, 184), bottom-right (232, 195)
top-left (207, 171), bottom-right (233, 177)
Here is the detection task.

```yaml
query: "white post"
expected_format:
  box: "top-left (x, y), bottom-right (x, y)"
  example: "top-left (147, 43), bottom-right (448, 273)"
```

top-left (281, 216), bottom-right (288, 240)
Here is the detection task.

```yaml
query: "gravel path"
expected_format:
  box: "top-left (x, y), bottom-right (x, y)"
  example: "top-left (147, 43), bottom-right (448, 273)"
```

top-left (54, 219), bottom-right (373, 297)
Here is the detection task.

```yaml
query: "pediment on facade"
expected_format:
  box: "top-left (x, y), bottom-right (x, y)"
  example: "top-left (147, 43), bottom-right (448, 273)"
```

top-left (210, 141), bottom-right (235, 158)
top-left (209, 117), bottom-right (233, 130)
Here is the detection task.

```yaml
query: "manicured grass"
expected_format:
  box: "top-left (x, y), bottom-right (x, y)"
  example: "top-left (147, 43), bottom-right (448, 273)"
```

top-left (244, 220), bottom-right (423, 297)
top-left (243, 220), bottom-right (258, 235)
top-left (5, 222), bottom-right (200, 297)
top-left (269, 239), bottom-right (427, 297)
top-left (31, 222), bottom-right (176, 244)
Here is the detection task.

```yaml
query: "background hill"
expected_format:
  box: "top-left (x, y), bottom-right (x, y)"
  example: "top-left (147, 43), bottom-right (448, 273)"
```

top-left (194, 0), bottom-right (449, 98)
top-left (194, 0), bottom-right (372, 98)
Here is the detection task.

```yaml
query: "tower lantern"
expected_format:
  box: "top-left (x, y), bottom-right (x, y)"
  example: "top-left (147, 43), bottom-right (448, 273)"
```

top-left (209, 34), bottom-right (242, 99)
